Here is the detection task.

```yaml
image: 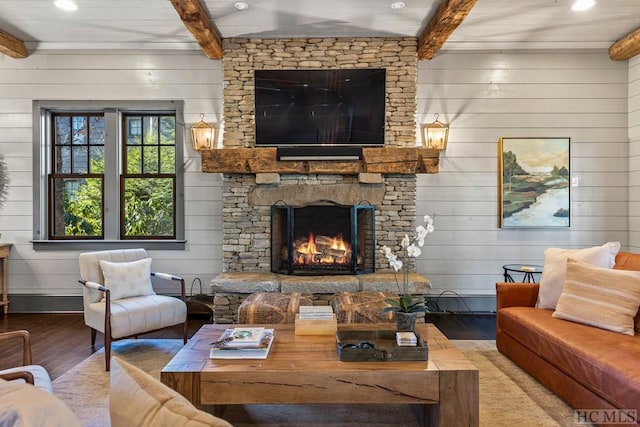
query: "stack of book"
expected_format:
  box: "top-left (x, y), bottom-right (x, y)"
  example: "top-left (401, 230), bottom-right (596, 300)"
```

top-left (396, 331), bottom-right (418, 347)
top-left (210, 327), bottom-right (274, 359)
top-left (295, 306), bottom-right (337, 335)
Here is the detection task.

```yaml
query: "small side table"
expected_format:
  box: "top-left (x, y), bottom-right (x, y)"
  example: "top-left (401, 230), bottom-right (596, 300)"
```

top-left (0, 243), bottom-right (12, 315)
top-left (503, 264), bottom-right (543, 283)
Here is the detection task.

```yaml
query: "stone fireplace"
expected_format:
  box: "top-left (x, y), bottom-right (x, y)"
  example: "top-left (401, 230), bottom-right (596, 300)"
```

top-left (208, 36), bottom-right (429, 322)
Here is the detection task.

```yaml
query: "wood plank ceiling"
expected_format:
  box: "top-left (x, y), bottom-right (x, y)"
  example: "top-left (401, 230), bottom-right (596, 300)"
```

top-left (0, 0), bottom-right (638, 61)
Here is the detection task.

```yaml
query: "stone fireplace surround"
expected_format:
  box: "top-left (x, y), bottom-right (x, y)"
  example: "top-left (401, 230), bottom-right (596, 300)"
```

top-left (209, 37), bottom-right (430, 322)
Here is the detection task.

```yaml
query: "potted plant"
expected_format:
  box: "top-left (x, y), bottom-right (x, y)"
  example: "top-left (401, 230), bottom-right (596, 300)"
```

top-left (380, 214), bottom-right (435, 331)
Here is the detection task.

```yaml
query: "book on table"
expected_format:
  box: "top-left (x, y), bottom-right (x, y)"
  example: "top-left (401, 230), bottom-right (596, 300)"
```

top-left (210, 328), bottom-right (274, 359)
top-left (298, 305), bottom-right (335, 320)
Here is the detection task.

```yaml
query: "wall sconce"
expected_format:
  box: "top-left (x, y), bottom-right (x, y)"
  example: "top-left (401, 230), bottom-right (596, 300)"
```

top-left (190, 114), bottom-right (215, 151)
top-left (422, 113), bottom-right (449, 151)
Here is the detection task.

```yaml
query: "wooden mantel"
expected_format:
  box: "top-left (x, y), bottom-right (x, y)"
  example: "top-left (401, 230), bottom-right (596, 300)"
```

top-left (200, 147), bottom-right (440, 175)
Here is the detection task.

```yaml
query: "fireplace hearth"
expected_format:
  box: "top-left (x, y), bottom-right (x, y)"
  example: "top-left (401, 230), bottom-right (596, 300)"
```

top-left (271, 203), bottom-right (375, 275)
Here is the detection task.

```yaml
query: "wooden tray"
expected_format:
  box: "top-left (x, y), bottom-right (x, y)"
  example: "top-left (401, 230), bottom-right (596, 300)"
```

top-left (336, 329), bottom-right (428, 362)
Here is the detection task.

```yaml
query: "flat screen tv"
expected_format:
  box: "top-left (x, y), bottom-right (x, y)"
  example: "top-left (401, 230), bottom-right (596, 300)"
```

top-left (254, 69), bottom-right (386, 147)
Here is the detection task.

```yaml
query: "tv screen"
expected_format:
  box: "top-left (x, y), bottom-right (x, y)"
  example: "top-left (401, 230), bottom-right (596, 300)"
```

top-left (254, 69), bottom-right (386, 146)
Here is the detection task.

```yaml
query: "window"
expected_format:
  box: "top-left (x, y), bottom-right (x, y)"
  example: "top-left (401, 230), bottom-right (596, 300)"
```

top-left (33, 101), bottom-right (185, 248)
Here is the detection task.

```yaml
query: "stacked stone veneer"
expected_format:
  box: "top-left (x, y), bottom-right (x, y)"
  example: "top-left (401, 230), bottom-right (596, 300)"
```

top-left (222, 173), bottom-right (417, 273)
top-left (214, 38), bottom-right (420, 322)
top-left (222, 37), bottom-right (417, 147)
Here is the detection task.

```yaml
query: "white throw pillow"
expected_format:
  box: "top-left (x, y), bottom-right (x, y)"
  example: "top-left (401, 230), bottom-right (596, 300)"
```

top-left (99, 258), bottom-right (155, 301)
top-left (553, 258), bottom-right (640, 335)
top-left (536, 241), bottom-right (620, 309)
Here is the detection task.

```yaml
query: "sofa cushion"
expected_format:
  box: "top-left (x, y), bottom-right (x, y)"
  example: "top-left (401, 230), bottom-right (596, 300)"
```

top-left (537, 242), bottom-right (620, 309)
top-left (109, 357), bottom-right (232, 427)
top-left (0, 378), bottom-right (82, 427)
top-left (99, 258), bottom-right (155, 300)
top-left (553, 259), bottom-right (640, 335)
top-left (499, 306), bottom-right (640, 413)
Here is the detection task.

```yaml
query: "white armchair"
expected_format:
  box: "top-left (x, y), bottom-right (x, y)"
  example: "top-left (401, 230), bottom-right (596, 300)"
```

top-left (79, 249), bottom-right (187, 371)
top-left (0, 330), bottom-right (53, 393)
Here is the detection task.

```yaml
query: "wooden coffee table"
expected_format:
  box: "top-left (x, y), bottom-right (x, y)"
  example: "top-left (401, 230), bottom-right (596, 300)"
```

top-left (161, 323), bottom-right (478, 427)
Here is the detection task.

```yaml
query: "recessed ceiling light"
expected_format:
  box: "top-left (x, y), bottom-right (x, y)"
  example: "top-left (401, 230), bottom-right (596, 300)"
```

top-left (53, 0), bottom-right (78, 11)
top-left (571, 0), bottom-right (595, 11)
top-left (234, 1), bottom-right (249, 10)
top-left (390, 1), bottom-right (406, 10)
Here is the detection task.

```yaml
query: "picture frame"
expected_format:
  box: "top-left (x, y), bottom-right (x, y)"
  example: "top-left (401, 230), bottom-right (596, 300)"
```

top-left (499, 137), bottom-right (570, 228)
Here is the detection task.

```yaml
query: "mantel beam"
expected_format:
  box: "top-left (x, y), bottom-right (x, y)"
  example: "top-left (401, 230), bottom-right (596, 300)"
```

top-left (169, 0), bottom-right (223, 59)
top-left (0, 28), bottom-right (27, 59)
top-left (609, 26), bottom-right (640, 61)
top-left (418, 0), bottom-right (477, 60)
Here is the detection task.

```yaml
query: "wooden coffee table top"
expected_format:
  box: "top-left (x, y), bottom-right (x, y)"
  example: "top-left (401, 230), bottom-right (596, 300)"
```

top-left (163, 323), bottom-right (472, 373)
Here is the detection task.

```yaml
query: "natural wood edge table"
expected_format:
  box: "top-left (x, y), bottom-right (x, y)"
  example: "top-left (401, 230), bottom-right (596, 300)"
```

top-left (161, 323), bottom-right (479, 427)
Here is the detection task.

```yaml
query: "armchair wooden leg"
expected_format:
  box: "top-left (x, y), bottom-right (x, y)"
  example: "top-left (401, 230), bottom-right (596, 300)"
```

top-left (91, 328), bottom-right (97, 346)
top-left (105, 333), bottom-right (111, 371)
top-left (183, 319), bottom-right (188, 344)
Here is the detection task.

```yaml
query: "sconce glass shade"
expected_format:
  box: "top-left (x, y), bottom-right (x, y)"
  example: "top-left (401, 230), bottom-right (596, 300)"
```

top-left (422, 114), bottom-right (449, 151)
top-left (190, 114), bottom-right (215, 151)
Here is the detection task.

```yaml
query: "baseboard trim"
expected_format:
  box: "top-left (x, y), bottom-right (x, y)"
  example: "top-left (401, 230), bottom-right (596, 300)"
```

top-left (7, 295), bottom-right (84, 313)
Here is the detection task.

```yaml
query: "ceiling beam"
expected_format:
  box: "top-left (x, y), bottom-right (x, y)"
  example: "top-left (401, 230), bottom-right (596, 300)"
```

top-left (609, 26), bottom-right (640, 61)
top-left (169, 0), bottom-right (223, 59)
top-left (0, 28), bottom-right (27, 59)
top-left (418, 0), bottom-right (477, 60)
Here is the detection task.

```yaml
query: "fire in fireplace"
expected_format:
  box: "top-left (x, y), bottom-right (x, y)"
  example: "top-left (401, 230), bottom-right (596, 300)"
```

top-left (271, 203), bottom-right (375, 275)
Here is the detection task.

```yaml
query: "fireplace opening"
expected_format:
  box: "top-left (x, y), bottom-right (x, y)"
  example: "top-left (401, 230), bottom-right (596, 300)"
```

top-left (271, 203), bottom-right (375, 275)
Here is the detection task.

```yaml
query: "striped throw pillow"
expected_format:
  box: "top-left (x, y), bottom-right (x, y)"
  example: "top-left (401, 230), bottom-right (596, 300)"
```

top-left (553, 258), bottom-right (640, 335)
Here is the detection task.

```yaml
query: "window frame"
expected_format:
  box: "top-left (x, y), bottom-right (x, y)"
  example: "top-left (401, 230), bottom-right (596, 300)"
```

top-left (32, 100), bottom-right (186, 250)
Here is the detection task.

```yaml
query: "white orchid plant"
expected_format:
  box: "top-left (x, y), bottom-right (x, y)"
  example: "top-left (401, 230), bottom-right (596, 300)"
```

top-left (380, 214), bottom-right (435, 313)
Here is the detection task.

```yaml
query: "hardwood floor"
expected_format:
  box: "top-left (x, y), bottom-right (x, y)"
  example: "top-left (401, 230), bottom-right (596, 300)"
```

top-left (0, 312), bottom-right (495, 380)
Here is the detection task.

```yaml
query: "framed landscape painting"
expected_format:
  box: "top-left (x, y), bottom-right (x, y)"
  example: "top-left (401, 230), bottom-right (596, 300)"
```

top-left (499, 137), bottom-right (570, 228)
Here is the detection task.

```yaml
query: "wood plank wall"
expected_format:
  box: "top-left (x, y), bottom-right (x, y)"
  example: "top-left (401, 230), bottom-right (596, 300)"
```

top-left (416, 52), bottom-right (629, 299)
top-left (0, 49), bottom-right (633, 308)
top-left (630, 55), bottom-right (640, 252)
top-left (0, 52), bottom-right (223, 296)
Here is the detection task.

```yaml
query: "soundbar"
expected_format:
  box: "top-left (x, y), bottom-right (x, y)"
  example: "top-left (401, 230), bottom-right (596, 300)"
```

top-left (276, 146), bottom-right (363, 161)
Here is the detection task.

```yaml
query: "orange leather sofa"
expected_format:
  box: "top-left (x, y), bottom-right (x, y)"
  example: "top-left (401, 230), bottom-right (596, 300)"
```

top-left (496, 252), bottom-right (640, 426)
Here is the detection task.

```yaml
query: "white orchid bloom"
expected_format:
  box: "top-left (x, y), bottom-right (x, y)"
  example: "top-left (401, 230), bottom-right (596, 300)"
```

top-left (424, 214), bottom-right (432, 224)
top-left (389, 258), bottom-right (403, 272)
top-left (415, 225), bottom-right (428, 246)
top-left (426, 223), bottom-right (434, 233)
top-left (400, 234), bottom-right (410, 249)
top-left (381, 245), bottom-right (393, 259)
top-left (407, 243), bottom-right (421, 258)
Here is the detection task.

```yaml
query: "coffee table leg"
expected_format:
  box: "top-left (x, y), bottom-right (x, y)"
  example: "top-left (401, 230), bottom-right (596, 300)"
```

top-left (419, 370), bottom-right (479, 427)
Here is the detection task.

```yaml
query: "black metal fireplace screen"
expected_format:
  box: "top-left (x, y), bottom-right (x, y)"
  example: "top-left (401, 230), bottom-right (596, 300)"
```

top-left (271, 203), bottom-right (375, 275)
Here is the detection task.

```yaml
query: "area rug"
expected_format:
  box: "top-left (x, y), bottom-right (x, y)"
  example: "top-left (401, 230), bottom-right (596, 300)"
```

top-left (53, 339), bottom-right (581, 427)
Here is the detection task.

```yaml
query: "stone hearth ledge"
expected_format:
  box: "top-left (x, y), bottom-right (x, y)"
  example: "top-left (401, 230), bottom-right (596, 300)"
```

top-left (210, 272), bottom-right (431, 295)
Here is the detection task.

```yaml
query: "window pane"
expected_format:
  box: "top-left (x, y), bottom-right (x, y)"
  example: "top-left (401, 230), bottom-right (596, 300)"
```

top-left (122, 177), bottom-right (174, 237)
top-left (72, 147), bottom-right (88, 174)
top-left (127, 116), bottom-right (142, 145)
top-left (55, 117), bottom-right (71, 145)
top-left (160, 116), bottom-right (176, 144)
top-left (72, 116), bottom-right (87, 145)
top-left (51, 177), bottom-right (103, 238)
top-left (143, 147), bottom-right (159, 174)
top-left (143, 116), bottom-right (158, 145)
top-left (127, 146), bottom-right (142, 174)
top-left (90, 146), bottom-right (105, 174)
top-left (55, 146), bottom-right (71, 173)
top-left (160, 146), bottom-right (175, 174)
top-left (89, 116), bottom-right (105, 145)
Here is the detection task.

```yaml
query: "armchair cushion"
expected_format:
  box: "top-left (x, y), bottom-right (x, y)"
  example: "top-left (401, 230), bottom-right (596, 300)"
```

top-left (99, 258), bottom-right (155, 300)
top-left (0, 379), bottom-right (82, 427)
top-left (110, 357), bottom-right (232, 427)
top-left (0, 365), bottom-right (52, 393)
